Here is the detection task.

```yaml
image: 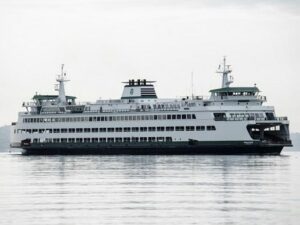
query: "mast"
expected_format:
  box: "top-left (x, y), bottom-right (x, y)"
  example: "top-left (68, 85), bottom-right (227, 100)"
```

top-left (56, 64), bottom-right (69, 105)
top-left (216, 57), bottom-right (233, 88)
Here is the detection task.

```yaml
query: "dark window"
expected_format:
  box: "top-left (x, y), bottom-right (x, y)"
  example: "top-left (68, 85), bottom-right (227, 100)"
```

top-left (132, 127), bottom-right (139, 132)
top-left (154, 115), bottom-right (158, 120)
top-left (69, 128), bottom-right (75, 133)
top-left (172, 115), bottom-right (176, 119)
top-left (148, 127), bottom-right (156, 132)
top-left (132, 137), bottom-right (139, 142)
top-left (157, 137), bottom-right (164, 142)
top-left (192, 114), bottom-right (196, 119)
top-left (157, 127), bottom-right (165, 131)
top-left (124, 127), bottom-right (131, 132)
top-left (76, 128), bottom-right (83, 133)
top-left (182, 114), bottom-right (186, 119)
top-left (92, 138), bottom-right (98, 143)
top-left (140, 137), bottom-right (147, 142)
top-left (84, 138), bottom-right (90, 143)
top-left (61, 138), bottom-right (67, 143)
top-left (140, 127), bottom-right (147, 132)
top-left (167, 115), bottom-right (172, 120)
top-left (196, 126), bottom-right (205, 131)
top-left (61, 128), bottom-right (67, 133)
top-left (166, 126), bottom-right (174, 131)
top-left (207, 126), bottom-right (216, 131)
top-left (186, 126), bottom-right (195, 131)
top-left (68, 138), bottom-right (75, 143)
top-left (116, 127), bottom-right (123, 132)
top-left (148, 137), bottom-right (156, 142)
top-left (116, 138), bottom-right (122, 143)
top-left (166, 137), bottom-right (172, 142)
top-left (175, 126), bottom-right (184, 131)
top-left (53, 129), bottom-right (60, 133)
top-left (124, 137), bottom-right (130, 142)
top-left (84, 128), bottom-right (91, 133)
top-left (213, 113), bottom-right (226, 121)
top-left (99, 128), bottom-right (106, 132)
top-left (76, 138), bottom-right (83, 143)
top-left (177, 114), bottom-right (181, 119)
top-left (92, 128), bottom-right (98, 133)
top-left (108, 128), bottom-right (114, 132)
top-left (99, 138), bottom-right (106, 142)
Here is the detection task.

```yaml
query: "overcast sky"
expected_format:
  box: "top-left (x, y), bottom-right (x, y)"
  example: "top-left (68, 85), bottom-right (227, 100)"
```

top-left (0, 0), bottom-right (300, 132)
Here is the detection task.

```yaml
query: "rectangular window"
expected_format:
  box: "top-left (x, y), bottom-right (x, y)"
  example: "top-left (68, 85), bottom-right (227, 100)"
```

top-left (107, 138), bottom-right (114, 143)
top-left (132, 127), bottom-right (139, 132)
top-left (84, 138), bottom-right (91, 143)
top-left (92, 128), bottom-right (98, 133)
top-left (148, 137), bottom-right (156, 142)
top-left (182, 114), bottom-right (187, 119)
top-left (61, 138), bottom-right (67, 143)
top-left (196, 126), bottom-right (205, 131)
top-left (140, 127), bottom-right (147, 132)
top-left (175, 126), bottom-right (184, 131)
top-left (124, 127), bottom-right (131, 132)
top-left (177, 114), bottom-right (181, 119)
top-left (187, 114), bottom-right (191, 119)
top-left (207, 126), bottom-right (216, 131)
top-left (108, 128), bottom-right (114, 132)
top-left (76, 128), bottom-right (83, 133)
top-left (99, 138), bottom-right (106, 142)
top-left (68, 138), bottom-right (75, 143)
top-left (172, 115), bottom-right (176, 120)
top-left (148, 127), bottom-right (156, 132)
top-left (192, 114), bottom-right (196, 119)
top-left (53, 129), bottom-right (60, 133)
top-left (84, 128), bottom-right (91, 133)
top-left (61, 128), bottom-right (68, 133)
top-left (68, 128), bottom-right (75, 133)
top-left (76, 138), bottom-right (83, 143)
top-left (140, 137), bottom-right (147, 142)
top-left (166, 126), bottom-right (174, 131)
top-left (166, 137), bottom-right (172, 142)
top-left (157, 127), bottom-right (165, 131)
top-left (116, 127), bottom-right (123, 132)
top-left (53, 138), bottom-right (60, 143)
top-left (132, 137), bottom-right (139, 142)
top-left (92, 138), bottom-right (98, 143)
top-left (186, 126), bottom-right (195, 131)
top-left (124, 137), bottom-right (130, 142)
top-left (116, 138), bottom-right (122, 143)
top-left (167, 115), bottom-right (172, 120)
top-left (157, 137), bottom-right (164, 142)
top-left (99, 128), bottom-right (106, 132)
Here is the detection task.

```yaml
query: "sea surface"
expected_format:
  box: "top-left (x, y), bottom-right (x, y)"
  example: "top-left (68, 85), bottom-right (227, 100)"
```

top-left (0, 149), bottom-right (300, 225)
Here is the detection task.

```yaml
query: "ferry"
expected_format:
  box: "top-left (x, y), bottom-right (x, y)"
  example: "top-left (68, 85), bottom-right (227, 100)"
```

top-left (10, 58), bottom-right (292, 155)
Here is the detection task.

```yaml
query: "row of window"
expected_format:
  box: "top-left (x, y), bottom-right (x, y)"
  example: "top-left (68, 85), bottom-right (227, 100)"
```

top-left (16, 126), bottom-right (216, 134)
top-left (34, 137), bottom-right (173, 143)
top-left (23, 114), bottom-right (197, 123)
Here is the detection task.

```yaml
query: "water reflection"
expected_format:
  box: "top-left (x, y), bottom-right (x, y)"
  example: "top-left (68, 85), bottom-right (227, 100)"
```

top-left (0, 153), bottom-right (299, 225)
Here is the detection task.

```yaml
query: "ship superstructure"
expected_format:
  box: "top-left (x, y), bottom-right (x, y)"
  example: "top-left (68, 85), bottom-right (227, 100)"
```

top-left (10, 58), bottom-right (292, 155)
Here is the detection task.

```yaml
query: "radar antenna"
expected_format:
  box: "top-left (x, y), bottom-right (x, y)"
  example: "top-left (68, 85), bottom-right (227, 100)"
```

top-left (56, 64), bottom-right (70, 105)
top-left (216, 56), bottom-right (233, 88)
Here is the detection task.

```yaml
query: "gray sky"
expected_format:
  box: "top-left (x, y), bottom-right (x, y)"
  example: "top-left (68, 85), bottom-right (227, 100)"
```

top-left (0, 0), bottom-right (300, 132)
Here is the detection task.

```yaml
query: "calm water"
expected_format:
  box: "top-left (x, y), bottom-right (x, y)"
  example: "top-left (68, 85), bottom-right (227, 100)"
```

top-left (0, 150), bottom-right (300, 225)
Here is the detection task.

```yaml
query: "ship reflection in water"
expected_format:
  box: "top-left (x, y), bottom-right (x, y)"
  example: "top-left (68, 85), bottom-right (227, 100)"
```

top-left (0, 151), bottom-right (300, 225)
